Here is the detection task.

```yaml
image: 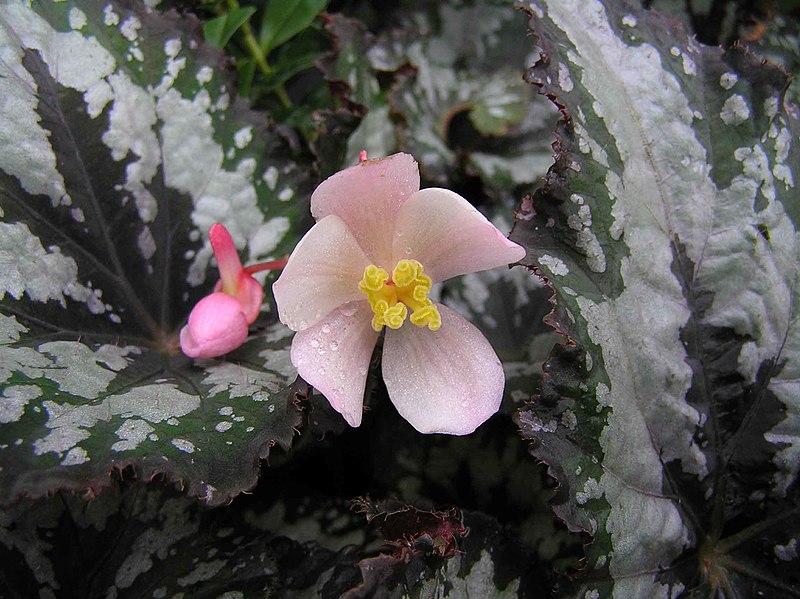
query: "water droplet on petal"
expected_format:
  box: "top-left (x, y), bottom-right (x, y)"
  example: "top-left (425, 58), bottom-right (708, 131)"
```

top-left (321, 324), bottom-right (331, 334)
top-left (310, 338), bottom-right (320, 348)
top-left (329, 341), bottom-right (339, 351)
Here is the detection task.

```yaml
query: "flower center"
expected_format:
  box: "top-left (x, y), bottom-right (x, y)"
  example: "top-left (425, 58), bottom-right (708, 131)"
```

top-left (358, 259), bottom-right (442, 332)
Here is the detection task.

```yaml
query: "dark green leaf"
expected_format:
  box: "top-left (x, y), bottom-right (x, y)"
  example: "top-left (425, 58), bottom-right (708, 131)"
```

top-left (0, 477), bottom-right (362, 597)
top-left (260, 25), bottom-right (329, 91)
top-left (0, 0), bottom-right (313, 505)
top-left (0, 476), bottom-right (554, 597)
top-left (511, 0), bottom-right (800, 596)
top-left (316, 13), bottom-right (394, 166)
top-left (203, 6), bottom-right (256, 49)
top-left (746, 12), bottom-right (800, 107)
top-left (259, 0), bottom-right (329, 54)
top-left (318, 14), bottom-right (378, 116)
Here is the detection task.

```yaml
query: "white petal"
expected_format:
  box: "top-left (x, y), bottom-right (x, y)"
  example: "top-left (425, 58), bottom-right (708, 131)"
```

top-left (291, 301), bottom-right (379, 427)
top-left (273, 215), bottom-right (371, 331)
top-left (392, 188), bottom-right (526, 283)
top-left (311, 152), bottom-right (420, 265)
top-left (382, 304), bottom-right (504, 435)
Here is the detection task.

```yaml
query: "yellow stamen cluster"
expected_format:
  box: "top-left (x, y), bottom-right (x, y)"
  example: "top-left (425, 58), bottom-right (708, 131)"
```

top-left (358, 259), bottom-right (442, 332)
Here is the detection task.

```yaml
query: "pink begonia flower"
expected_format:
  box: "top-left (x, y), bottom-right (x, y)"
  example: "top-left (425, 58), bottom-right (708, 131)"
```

top-left (180, 224), bottom-right (279, 359)
top-left (272, 153), bottom-right (526, 434)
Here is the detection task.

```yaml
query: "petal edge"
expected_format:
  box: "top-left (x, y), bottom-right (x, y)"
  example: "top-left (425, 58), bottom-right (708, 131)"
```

top-left (382, 304), bottom-right (504, 435)
top-left (273, 215), bottom-right (371, 331)
top-left (392, 188), bottom-right (526, 283)
top-left (291, 301), bottom-right (379, 427)
top-left (311, 153), bottom-right (420, 265)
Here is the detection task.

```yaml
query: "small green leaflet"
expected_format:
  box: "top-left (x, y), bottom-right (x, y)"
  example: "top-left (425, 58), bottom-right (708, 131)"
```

top-left (203, 6), bottom-right (257, 49)
top-left (258, 0), bottom-right (329, 54)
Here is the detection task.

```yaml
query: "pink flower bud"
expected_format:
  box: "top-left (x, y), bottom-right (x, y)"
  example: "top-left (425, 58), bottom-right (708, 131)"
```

top-left (211, 271), bottom-right (263, 325)
top-left (179, 292), bottom-right (249, 359)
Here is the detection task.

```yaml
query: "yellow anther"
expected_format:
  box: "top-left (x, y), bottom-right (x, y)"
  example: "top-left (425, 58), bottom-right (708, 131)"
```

top-left (409, 304), bottom-right (442, 331)
top-left (383, 303), bottom-right (408, 329)
top-left (392, 259), bottom-right (421, 287)
top-left (411, 283), bottom-right (430, 303)
top-left (358, 259), bottom-right (441, 332)
top-left (359, 265), bottom-right (389, 292)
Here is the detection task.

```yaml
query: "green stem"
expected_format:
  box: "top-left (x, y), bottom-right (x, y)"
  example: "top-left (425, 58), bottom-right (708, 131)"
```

top-left (226, 0), bottom-right (292, 108)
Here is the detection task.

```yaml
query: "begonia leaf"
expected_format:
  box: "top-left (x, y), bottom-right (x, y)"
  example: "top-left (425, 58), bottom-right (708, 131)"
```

top-left (318, 1), bottom-right (558, 195)
top-left (316, 13), bottom-right (395, 167)
top-left (385, 0), bottom-right (558, 191)
top-left (0, 0), bottom-right (312, 505)
top-left (511, 0), bottom-right (800, 596)
top-left (747, 12), bottom-right (800, 107)
top-left (0, 477), bottom-right (362, 597)
top-left (0, 476), bottom-right (552, 597)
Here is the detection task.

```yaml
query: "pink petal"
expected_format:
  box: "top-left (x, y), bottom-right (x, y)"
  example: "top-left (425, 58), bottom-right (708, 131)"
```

top-left (311, 152), bottom-right (420, 265)
top-left (209, 223), bottom-right (244, 296)
top-left (215, 273), bottom-right (263, 324)
top-left (391, 188), bottom-right (526, 283)
top-left (382, 304), bottom-right (504, 435)
top-left (180, 292), bottom-right (249, 358)
top-left (291, 301), bottom-right (379, 427)
top-left (273, 215), bottom-right (371, 331)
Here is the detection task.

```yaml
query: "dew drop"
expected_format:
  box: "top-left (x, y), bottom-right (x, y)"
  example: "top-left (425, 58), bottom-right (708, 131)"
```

top-left (321, 324), bottom-right (331, 334)
top-left (358, 367), bottom-right (368, 376)
top-left (317, 348), bottom-right (326, 355)
top-left (310, 338), bottom-right (320, 348)
top-left (329, 341), bottom-right (339, 351)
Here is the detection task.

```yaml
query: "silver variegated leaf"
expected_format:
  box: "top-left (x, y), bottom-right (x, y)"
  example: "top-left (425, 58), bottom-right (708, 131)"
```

top-left (0, 0), bottom-right (312, 505)
top-left (511, 0), bottom-right (799, 596)
top-left (0, 478), bottom-right (362, 596)
top-left (387, 0), bottom-right (557, 194)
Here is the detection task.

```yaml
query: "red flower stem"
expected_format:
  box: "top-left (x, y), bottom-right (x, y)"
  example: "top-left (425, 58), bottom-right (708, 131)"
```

top-left (244, 256), bottom-right (289, 274)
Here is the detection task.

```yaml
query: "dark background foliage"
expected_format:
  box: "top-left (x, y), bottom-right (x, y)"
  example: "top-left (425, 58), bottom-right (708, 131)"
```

top-left (1, 0), bottom-right (798, 596)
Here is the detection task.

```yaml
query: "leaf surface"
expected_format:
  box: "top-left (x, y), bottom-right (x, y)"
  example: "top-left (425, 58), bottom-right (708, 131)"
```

top-left (258, 0), bottom-right (329, 54)
top-left (0, 0), bottom-right (312, 505)
top-left (203, 6), bottom-right (257, 49)
top-left (0, 477), bottom-right (552, 598)
top-left (511, 0), bottom-right (800, 596)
